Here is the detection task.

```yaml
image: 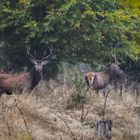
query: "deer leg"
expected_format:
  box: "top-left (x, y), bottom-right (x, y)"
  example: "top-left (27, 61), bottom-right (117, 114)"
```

top-left (103, 88), bottom-right (106, 97)
top-left (95, 89), bottom-right (99, 95)
top-left (103, 87), bottom-right (110, 97)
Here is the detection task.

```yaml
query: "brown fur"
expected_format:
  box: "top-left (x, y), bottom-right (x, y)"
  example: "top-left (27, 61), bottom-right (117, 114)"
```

top-left (0, 73), bottom-right (31, 94)
top-left (85, 72), bottom-right (110, 90)
top-left (0, 45), bottom-right (54, 94)
top-left (0, 69), bottom-right (8, 74)
top-left (85, 63), bottom-right (125, 93)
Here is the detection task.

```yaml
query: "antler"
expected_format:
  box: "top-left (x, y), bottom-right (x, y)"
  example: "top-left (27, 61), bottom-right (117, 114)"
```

top-left (41, 45), bottom-right (53, 61)
top-left (27, 45), bottom-right (53, 66)
top-left (111, 51), bottom-right (117, 63)
top-left (111, 42), bottom-right (121, 64)
top-left (27, 45), bottom-right (36, 59)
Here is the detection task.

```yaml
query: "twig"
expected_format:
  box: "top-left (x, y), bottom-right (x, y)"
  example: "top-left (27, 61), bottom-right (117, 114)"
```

top-left (120, 84), bottom-right (123, 101)
top-left (81, 106), bottom-right (89, 123)
top-left (84, 87), bottom-right (90, 96)
top-left (1, 100), bottom-right (12, 140)
top-left (6, 121), bottom-right (12, 138)
top-left (136, 86), bottom-right (139, 105)
top-left (102, 90), bottom-right (110, 120)
top-left (80, 87), bottom-right (90, 123)
top-left (15, 104), bottom-right (31, 136)
top-left (122, 131), bottom-right (127, 139)
top-left (52, 111), bottom-right (76, 140)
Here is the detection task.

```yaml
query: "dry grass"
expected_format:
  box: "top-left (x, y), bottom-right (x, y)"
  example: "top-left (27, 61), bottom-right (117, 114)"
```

top-left (0, 80), bottom-right (139, 140)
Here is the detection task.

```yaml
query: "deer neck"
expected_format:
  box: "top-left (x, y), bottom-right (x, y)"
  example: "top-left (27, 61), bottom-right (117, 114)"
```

top-left (105, 70), bottom-right (114, 81)
top-left (30, 67), bottom-right (43, 90)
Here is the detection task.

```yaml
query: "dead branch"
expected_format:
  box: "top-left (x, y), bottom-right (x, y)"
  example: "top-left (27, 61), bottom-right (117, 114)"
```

top-left (80, 87), bottom-right (90, 123)
top-left (102, 90), bottom-right (110, 120)
top-left (1, 99), bottom-right (12, 139)
top-left (52, 111), bottom-right (76, 140)
top-left (15, 104), bottom-right (31, 137)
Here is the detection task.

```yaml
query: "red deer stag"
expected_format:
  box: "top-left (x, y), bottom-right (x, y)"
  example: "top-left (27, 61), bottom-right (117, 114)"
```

top-left (0, 46), bottom-right (53, 94)
top-left (85, 63), bottom-right (125, 96)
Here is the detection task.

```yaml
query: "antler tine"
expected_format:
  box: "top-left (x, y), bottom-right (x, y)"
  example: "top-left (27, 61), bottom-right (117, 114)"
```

top-left (33, 50), bottom-right (37, 56)
top-left (41, 45), bottom-right (53, 60)
top-left (43, 51), bottom-right (47, 57)
top-left (110, 42), bottom-right (121, 64)
top-left (111, 51), bottom-right (118, 64)
top-left (27, 45), bottom-right (36, 59)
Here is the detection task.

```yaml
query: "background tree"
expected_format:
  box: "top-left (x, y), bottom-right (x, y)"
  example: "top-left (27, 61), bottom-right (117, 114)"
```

top-left (0, 0), bottom-right (139, 79)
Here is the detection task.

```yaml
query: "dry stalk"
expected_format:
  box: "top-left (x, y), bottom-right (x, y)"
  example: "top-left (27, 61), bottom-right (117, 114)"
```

top-left (1, 99), bottom-right (12, 139)
top-left (52, 111), bottom-right (76, 140)
top-left (81, 105), bottom-right (89, 123)
top-left (6, 121), bottom-right (12, 139)
top-left (135, 86), bottom-right (139, 105)
top-left (122, 131), bottom-right (127, 140)
top-left (119, 84), bottom-right (123, 101)
top-left (102, 90), bottom-right (110, 120)
top-left (15, 104), bottom-right (31, 137)
top-left (80, 87), bottom-right (90, 123)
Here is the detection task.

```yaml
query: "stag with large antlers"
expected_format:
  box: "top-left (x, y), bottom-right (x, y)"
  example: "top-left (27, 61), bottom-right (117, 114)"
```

top-left (0, 45), bottom-right (53, 94)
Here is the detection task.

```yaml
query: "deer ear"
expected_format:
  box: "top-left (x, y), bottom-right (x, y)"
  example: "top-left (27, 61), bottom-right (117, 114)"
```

top-left (30, 58), bottom-right (37, 65)
top-left (106, 62), bottom-right (113, 67)
top-left (41, 60), bottom-right (49, 66)
top-left (106, 63), bottom-right (110, 67)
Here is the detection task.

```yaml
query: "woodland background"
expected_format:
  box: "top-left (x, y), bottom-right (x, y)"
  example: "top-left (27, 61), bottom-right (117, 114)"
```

top-left (0, 1), bottom-right (140, 140)
top-left (0, 0), bottom-right (140, 80)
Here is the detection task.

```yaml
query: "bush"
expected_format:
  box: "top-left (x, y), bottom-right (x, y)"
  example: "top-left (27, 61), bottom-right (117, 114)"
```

top-left (67, 72), bottom-right (87, 109)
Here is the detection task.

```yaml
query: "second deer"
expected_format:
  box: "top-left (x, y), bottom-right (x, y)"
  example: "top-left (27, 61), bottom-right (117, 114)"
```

top-left (85, 63), bottom-right (125, 96)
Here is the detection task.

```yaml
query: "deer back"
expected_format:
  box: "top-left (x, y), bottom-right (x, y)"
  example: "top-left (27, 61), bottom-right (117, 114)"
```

top-left (93, 72), bottom-right (110, 90)
top-left (0, 73), bottom-right (31, 93)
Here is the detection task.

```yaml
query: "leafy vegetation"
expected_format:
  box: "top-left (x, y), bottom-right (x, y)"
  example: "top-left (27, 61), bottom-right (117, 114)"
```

top-left (0, 0), bottom-right (139, 79)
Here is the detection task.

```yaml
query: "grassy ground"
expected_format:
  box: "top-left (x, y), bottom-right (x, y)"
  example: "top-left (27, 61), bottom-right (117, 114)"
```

top-left (0, 80), bottom-right (139, 140)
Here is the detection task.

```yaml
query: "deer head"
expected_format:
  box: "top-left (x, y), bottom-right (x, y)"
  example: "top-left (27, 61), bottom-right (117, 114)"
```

top-left (27, 45), bottom-right (53, 72)
top-left (27, 45), bottom-right (53, 90)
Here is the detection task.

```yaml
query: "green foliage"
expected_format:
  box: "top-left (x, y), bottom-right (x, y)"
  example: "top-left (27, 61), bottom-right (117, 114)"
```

top-left (0, 0), bottom-right (139, 78)
top-left (117, 0), bottom-right (140, 8)
top-left (67, 72), bottom-right (86, 109)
